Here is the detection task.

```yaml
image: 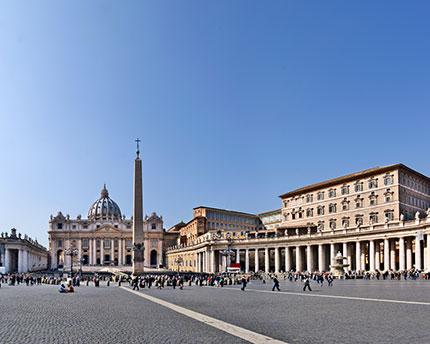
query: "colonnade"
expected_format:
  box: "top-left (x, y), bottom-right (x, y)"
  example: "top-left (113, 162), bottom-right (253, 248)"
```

top-left (1, 247), bottom-right (47, 273)
top-left (169, 233), bottom-right (430, 274)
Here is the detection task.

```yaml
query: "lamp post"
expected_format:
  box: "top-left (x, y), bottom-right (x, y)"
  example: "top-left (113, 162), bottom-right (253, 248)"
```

top-left (79, 257), bottom-right (85, 276)
top-left (174, 257), bottom-right (183, 275)
top-left (64, 247), bottom-right (79, 275)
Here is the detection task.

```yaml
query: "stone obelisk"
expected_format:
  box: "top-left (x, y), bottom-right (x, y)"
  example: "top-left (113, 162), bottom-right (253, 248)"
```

top-left (132, 138), bottom-right (145, 275)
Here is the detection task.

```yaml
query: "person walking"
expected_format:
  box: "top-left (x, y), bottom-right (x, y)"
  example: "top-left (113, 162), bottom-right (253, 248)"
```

top-left (272, 277), bottom-right (280, 291)
top-left (303, 276), bottom-right (312, 291)
top-left (241, 276), bottom-right (247, 291)
top-left (327, 276), bottom-right (333, 287)
top-left (132, 276), bottom-right (139, 291)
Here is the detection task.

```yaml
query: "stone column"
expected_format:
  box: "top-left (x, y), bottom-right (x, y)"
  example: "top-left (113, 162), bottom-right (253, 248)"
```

top-left (360, 243), bottom-right (366, 271)
top-left (285, 247), bottom-right (291, 271)
top-left (342, 242), bottom-right (348, 259)
top-left (255, 248), bottom-right (259, 272)
top-left (375, 241), bottom-right (380, 271)
top-left (210, 249), bottom-right (215, 273)
top-left (406, 239), bottom-right (412, 270)
top-left (93, 239), bottom-right (97, 265)
top-left (100, 239), bottom-right (104, 265)
top-left (296, 246), bottom-right (302, 272)
top-left (111, 239), bottom-right (115, 263)
top-left (236, 249), bottom-right (240, 264)
top-left (118, 239), bottom-right (122, 265)
top-left (384, 239), bottom-right (390, 271)
top-left (415, 236), bottom-right (422, 270)
top-left (78, 239), bottom-right (82, 264)
top-left (51, 240), bottom-right (57, 269)
top-left (390, 239), bottom-right (396, 270)
top-left (18, 249), bottom-right (24, 273)
top-left (330, 243), bottom-right (335, 266)
top-left (318, 244), bottom-right (325, 271)
top-left (274, 247), bottom-right (280, 273)
top-left (4, 248), bottom-right (9, 272)
top-left (399, 237), bottom-right (405, 271)
top-left (427, 234), bottom-right (430, 272)
top-left (264, 247), bottom-right (269, 273)
top-left (356, 242), bottom-right (361, 271)
top-left (369, 240), bottom-right (375, 271)
top-left (221, 253), bottom-right (227, 273)
top-left (245, 249), bottom-right (250, 273)
top-left (306, 245), bottom-right (312, 272)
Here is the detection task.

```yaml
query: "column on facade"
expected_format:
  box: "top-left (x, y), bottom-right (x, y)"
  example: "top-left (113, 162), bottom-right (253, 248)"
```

top-left (118, 239), bottom-right (122, 265)
top-left (306, 245), bottom-right (313, 272)
top-left (369, 240), bottom-right (375, 271)
top-left (406, 238), bottom-right (412, 270)
top-left (93, 238), bottom-right (97, 265)
top-left (205, 249), bottom-right (209, 272)
top-left (285, 246), bottom-right (291, 272)
top-left (111, 239), bottom-right (115, 263)
top-left (415, 235), bottom-right (422, 270)
top-left (210, 249), bottom-right (215, 273)
top-left (330, 243), bottom-right (335, 267)
top-left (399, 237), bottom-right (405, 271)
top-left (100, 239), bottom-right (104, 265)
top-left (390, 239), bottom-right (396, 270)
top-left (318, 244), bottom-right (325, 271)
top-left (78, 239), bottom-right (82, 265)
top-left (236, 249), bottom-right (240, 264)
top-left (356, 241), bottom-right (361, 272)
top-left (245, 249), bottom-right (250, 273)
top-left (274, 247), bottom-right (280, 273)
top-left (360, 242), bottom-right (366, 271)
top-left (343, 242), bottom-right (350, 270)
top-left (255, 248), bottom-right (259, 272)
top-left (221, 252), bottom-right (227, 273)
top-left (375, 241), bottom-right (380, 271)
top-left (264, 247), bottom-right (269, 273)
top-left (384, 239), bottom-right (390, 271)
top-left (65, 239), bottom-right (70, 267)
top-left (51, 240), bottom-right (57, 268)
top-left (4, 249), bottom-right (9, 272)
top-left (426, 234), bottom-right (430, 271)
top-left (296, 246), bottom-right (302, 272)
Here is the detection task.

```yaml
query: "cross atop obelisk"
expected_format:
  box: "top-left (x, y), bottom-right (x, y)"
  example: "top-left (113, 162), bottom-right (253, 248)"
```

top-left (132, 138), bottom-right (145, 275)
top-left (135, 138), bottom-right (141, 157)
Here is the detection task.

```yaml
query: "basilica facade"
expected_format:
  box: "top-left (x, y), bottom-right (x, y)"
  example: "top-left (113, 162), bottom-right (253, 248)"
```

top-left (48, 185), bottom-right (165, 270)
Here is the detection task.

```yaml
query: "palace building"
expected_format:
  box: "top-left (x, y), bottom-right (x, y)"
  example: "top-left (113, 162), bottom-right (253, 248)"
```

top-left (166, 164), bottom-right (430, 274)
top-left (48, 185), bottom-right (166, 270)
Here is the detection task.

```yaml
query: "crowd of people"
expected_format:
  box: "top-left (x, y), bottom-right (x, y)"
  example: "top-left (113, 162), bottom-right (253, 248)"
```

top-left (1, 267), bottom-right (429, 293)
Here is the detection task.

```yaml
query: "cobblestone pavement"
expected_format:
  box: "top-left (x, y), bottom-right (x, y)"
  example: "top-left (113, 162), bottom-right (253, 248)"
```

top-left (0, 283), bottom-right (248, 344)
top-left (1, 279), bottom-right (429, 344)
top-left (130, 279), bottom-right (430, 344)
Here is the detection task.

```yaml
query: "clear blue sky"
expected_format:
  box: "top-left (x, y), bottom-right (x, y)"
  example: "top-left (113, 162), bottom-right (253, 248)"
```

top-left (0, 1), bottom-right (429, 247)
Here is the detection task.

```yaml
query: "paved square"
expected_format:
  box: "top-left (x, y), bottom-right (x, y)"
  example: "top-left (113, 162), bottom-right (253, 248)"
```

top-left (1, 279), bottom-right (429, 343)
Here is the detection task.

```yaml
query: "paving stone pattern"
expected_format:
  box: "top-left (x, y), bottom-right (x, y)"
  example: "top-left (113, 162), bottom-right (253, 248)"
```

top-left (0, 283), bottom-right (247, 344)
top-left (1, 279), bottom-right (429, 344)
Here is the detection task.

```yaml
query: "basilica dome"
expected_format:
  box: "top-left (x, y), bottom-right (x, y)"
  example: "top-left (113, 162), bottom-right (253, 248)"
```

top-left (88, 185), bottom-right (122, 221)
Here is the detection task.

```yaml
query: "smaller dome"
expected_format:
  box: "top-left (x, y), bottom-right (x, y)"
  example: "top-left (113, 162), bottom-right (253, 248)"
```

top-left (88, 185), bottom-right (122, 221)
